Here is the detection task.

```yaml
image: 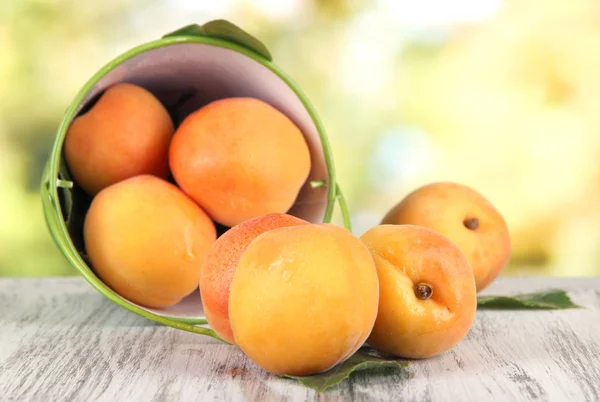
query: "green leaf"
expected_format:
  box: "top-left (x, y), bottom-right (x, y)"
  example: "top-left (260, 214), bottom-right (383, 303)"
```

top-left (162, 24), bottom-right (207, 38)
top-left (477, 289), bottom-right (583, 309)
top-left (281, 347), bottom-right (409, 393)
top-left (163, 20), bottom-right (272, 61)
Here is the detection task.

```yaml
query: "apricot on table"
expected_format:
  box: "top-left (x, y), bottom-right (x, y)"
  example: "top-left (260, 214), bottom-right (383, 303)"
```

top-left (169, 97), bottom-right (311, 227)
top-left (360, 224), bottom-right (477, 359)
top-left (229, 224), bottom-right (379, 376)
top-left (65, 83), bottom-right (174, 195)
top-left (200, 213), bottom-right (309, 344)
top-left (84, 175), bottom-right (216, 308)
top-left (382, 182), bottom-right (511, 291)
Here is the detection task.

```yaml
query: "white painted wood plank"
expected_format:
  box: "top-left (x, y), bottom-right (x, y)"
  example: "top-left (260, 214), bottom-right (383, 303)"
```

top-left (0, 277), bottom-right (599, 401)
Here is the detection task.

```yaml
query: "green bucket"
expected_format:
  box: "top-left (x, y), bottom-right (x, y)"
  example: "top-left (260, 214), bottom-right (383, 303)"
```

top-left (40, 20), bottom-right (350, 340)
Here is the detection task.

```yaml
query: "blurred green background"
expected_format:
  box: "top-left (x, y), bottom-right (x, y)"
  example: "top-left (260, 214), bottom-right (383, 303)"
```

top-left (2, 0), bottom-right (600, 277)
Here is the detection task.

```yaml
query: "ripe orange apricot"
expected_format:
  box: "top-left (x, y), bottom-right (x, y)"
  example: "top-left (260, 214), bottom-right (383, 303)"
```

top-left (382, 182), bottom-right (511, 291)
top-left (169, 97), bottom-right (311, 227)
top-left (360, 224), bottom-right (477, 359)
top-left (229, 224), bottom-right (379, 376)
top-left (200, 213), bottom-right (309, 344)
top-left (84, 175), bottom-right (216, 308)
top-left (64, 83), bottom-right (174, 195)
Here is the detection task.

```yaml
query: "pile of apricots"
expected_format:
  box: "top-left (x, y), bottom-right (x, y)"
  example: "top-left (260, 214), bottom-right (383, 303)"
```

top-left (65, 82), bottom-right (511, 377)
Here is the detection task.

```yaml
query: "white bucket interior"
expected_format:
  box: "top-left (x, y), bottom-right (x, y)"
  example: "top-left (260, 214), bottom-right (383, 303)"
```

top-left (71, 42), bottom-right (330, 320)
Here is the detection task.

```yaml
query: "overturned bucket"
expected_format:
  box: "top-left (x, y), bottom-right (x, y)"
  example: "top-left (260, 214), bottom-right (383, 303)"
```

top-left (41, 20), bottom-right (349, 339)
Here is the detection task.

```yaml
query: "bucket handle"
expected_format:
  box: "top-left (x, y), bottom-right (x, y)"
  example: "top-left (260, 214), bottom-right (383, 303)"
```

top-left (335, 182), bottom-right (352, 232)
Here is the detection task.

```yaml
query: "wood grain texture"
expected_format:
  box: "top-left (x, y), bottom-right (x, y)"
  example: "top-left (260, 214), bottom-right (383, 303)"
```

top-left (1, 277), bottom-right (599, 401)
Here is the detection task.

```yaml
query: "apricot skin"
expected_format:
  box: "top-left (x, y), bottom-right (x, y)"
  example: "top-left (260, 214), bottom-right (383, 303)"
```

top-left (65, 83), bottom-right (174, 195)
top-left (84, 175), bottom-right (216, 308)
top-left (169, 97), bottom-right (311, 227)
top-left (382, 182), bottom-right (511, 291)
top-left (229, 224), bottom-right (379, 376)
top-left (200, 213), bottom-right (309, 344)
top-left (360, 224), bottom-right (477, 359)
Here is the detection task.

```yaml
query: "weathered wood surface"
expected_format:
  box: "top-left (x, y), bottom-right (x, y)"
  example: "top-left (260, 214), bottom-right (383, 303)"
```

top-left (1, 277), bottom-right (599, 401)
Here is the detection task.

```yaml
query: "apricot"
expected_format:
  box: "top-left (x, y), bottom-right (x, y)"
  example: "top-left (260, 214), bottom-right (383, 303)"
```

top-left (84, 175), bottom-right (216, 308)
top-left (382, 182), bottom-right (511, 291)
top-left (360, 224), bottom-right (477, 359)
top-left (169, 97), bottom-right (311, 227)
top-left (200, 213), bottom-right (309, 344)
top-left (65, 83), bottom-right (174, 195)
top-left (229, 224), bottom-right (379, 376)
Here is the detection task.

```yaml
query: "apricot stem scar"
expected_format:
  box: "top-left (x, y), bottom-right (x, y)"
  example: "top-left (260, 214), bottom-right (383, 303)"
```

top-left (463, 217), bottom-right (479, 230)
top-left (415, 283), bottom-right (433, 300)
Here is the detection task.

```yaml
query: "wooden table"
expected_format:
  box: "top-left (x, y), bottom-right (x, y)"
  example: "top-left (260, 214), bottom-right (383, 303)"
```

top-left (1, 277), bottom-right (599, 401)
